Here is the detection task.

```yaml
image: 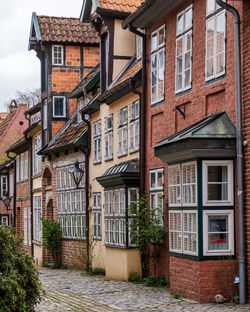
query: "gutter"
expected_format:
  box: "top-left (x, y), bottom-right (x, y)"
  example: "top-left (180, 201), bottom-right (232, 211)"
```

top-left (6, 152), bottom-right (16, 229)
top-left (24, 113), bottom-right (34, 257)
top-left (128, 27), bottom-right (146, 196)
top-left (216, 0), bottom-right (245, 304)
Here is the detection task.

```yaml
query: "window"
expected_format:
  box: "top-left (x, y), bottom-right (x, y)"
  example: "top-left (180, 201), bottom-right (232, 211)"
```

top-left (105, 34), bottom-right (109, 89)
top-left (118, 107), bottom-right (128, 157)
top-left (203, 160), bottom-right (233, 206)
top-left (0, 215), bottom-right (8, 226)
top-left (43, 99), bottom-right (48, 145)
top-left (168, 161), bottom-right (197, 207)
top-left (151, 25), bottom-right (165, 105)
top-left (31, 112), bottom-right (41, 125)
top-left (136, 35), bottom-right (142, 60)
top-left (169, 210), bottom-right (198, 255)
top-left (93, 120), bottom-right (102, 164)
top-left (175, 5), bottom-right (193, 93)
top-left (1, 175), bottom-right (8, 197)
top-left (150, 168), bottom-right (164, 226)
top-left (129, 100), bottom-right (139, 153)
top-left (206, 0), bottom-right (226, 80)
top-left (34, 196), bottom-right (42, 243)
top-left (93, 193), bottom-right (102, 240)
top-left (104, 115), bottom-right (113, 161)
top-left (53, 96), bottom-right (66, 118)
top-left (104, 187), bottom-right (138, 247)
top-left (16, 151), bottom-right (29, 181)
top-left (24, 207), bottom-right (28, 245)
top-left (77, 97), bottom-right (89, 123)
top-left (33, 135), bottom-right (42, 176)
top-left (52, 45), bottom-right (63, 65)
top-left (42, 52), bottom-right (48, 92)
top-left (203, 210), bottom-right (234, 256)
top-left (57, 163), bottom-right (86, 240)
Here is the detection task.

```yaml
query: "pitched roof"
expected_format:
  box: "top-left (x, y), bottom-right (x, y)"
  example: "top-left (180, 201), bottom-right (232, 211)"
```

top-left (41, 110), bottom-right (88, 155)
top-left (36, 15), bottom-right (99, 44)
top-left (98, 0), bottom-right (144, 13)
top-left (0, 113), bottom-right (8, 123)
top-left (69, 63), bottom-right (100, 98)
top-left (0, 109), bottom-right (17, 138)
top-left (98, 57), bottom-right (142, 103)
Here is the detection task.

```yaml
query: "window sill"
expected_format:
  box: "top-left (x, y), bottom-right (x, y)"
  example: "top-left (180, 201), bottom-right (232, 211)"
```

top-left (129, 149), bottom-right (139, 155)
top-left (93, 161), bottom-right (102, 165)
top-left (93, 237), bottom-right (102, 241)
top-left (175, 88), bottom-right (192, 97)
top-left (105, 243), bottom-right (135, 249)
top-left (104, 157), bottom-right (113, 162)
top-left (151, 100), bottom-right (165, 108)
top-left (205, 74), bottom-right (226, 86)
top-left (117, 153), bottom-right (127, 158)
top-left (62, 237), bottom-right (86, 241)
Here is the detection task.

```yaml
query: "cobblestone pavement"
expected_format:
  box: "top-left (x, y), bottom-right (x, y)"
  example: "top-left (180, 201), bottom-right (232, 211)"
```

top-left (36, 268), bottom-right (250, 312)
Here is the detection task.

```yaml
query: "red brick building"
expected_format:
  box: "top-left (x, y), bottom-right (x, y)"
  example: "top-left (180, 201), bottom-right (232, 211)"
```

top-left (123, 0), bottom-right (247, 303)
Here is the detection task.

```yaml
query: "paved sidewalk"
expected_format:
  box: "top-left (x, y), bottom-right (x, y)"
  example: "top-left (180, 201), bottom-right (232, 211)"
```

top-left (36, 268), bottom-right (250, 312)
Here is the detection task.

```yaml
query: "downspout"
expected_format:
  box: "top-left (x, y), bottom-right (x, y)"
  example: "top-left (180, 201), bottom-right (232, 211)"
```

top-left (216, 0), bottom-right (245, 304)
top-left (24, 113), bottom-right (34, 257)
top-left (81, 99), bottom-right (91, 271)
top-left (6, 152), bottom-right (16, 229)
top-left (128, 25), bottom-right (146, 196)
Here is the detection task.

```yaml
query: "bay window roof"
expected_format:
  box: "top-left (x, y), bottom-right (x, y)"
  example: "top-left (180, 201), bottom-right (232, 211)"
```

top-left (154, 111), bottom-right (236, 163)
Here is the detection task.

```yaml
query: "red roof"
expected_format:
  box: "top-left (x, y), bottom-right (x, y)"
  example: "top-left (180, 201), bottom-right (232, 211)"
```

top-left (99, 0), bottom-right (144, 13)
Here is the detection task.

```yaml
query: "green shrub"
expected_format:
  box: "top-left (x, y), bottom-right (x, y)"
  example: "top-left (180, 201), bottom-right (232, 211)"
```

top-left (172, 293), bottom-right (181, 299)
top-left (86, 267), bottom-right (106, 276)
top-left (128, 272), bottom-right (142, 283)
top-left (0, 225), bottom-right (41, 311)
top-left (143, 275), bottom-right (167, 287)
top-left (42, 219), bottom-right (62, 266)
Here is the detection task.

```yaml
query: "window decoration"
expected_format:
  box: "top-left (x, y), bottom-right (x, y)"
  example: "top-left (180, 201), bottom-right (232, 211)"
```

top-left (118, 107), bottom-right (128, 157)
top-left (93, 193), bottom-right (102, 240)
top-left (93, 120), bottom-right (102, 164)
top-left (151, 25), bottom-right (165, 104)
top-left (53, 96), bottom-right (66, 118)
top-left (175, 5), bottom-right (193, 93)
top-left (203, 210), bottom-right (234, 256)
top-left (52, 45), bottom-right (63, 65)
top-left (104, 115), bottom-right (113, 161)
top-left (168, 161), bottom-right (196, 207)
top-left (205, 0), bottom-right (226, 80)
top-left (169, 210), bottom-right (198, 255)
top-left (34, 196), bottom-right (42, 243)
top-left (129, 100), bottom-right (139, 153)
top-left (203, 160), bottom-right (233, 206)
top-left (56, 163), bottom-right (86, 240)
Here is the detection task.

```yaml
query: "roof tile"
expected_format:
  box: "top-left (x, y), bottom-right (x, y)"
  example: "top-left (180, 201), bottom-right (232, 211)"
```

top-left (99, 0), bottom-right (144, 13)
top-left (37, 16), bottom-right (99, 44)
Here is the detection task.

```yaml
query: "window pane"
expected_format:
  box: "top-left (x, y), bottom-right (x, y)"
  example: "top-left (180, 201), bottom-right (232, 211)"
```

top-left (208, 166), bottom-right (228, 182)
top-left (208, 215), bottom-right (228, 250)
top-left (151, 32), bottom-right (157, 51)
top-left (206, 58), bottom-right (214, 78)
top-left (54, 97), bottom-right (64, 116)
top-left (177, 38), bottom-right (183, 56)
top-left (207, 19), bottom-right (215, 39)
top-left (185, 8), bottom-right (192, 30)
top-left (216, 53), bottom-right (224, 75)
top-left (158, 27), bottom-right (165, 46)
top-left (177, 13), bottom-right (184, 33)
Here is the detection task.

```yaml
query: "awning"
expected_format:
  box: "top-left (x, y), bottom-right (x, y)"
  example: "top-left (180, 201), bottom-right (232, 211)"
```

top-left (154, 111), bottom-right (236, 163)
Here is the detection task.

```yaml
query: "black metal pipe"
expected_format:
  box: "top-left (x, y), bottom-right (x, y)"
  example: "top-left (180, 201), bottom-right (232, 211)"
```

top-left (216, 0), bottom-right (245, 304)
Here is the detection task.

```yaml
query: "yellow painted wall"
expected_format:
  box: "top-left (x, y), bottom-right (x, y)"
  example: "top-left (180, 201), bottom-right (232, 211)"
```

top-left (89, 90), bottom-right (141, 279)
top-left (112, 19), bottom-right (136, 81)
top-left (34, 241), bottom-right (43, 267)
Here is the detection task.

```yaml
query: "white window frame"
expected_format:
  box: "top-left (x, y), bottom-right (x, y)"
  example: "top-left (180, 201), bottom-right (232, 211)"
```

top-left (34, 196), bottom-right (42, 243)
top-left (93, 192), bottom-right (102, 240)
top-left (169, 210), bottom-right (198, 255)
top-left (117, 107), bottom-right (128, 157)
top-left (1, 216), bottom-right (8, 226)
top-left (1, 175), bottom-right (8, 197)
top-left (150, 191), bottom-right (164, 226)
top-left (93, 120), bottom-right (102, 164)
top-left (53, 96), bottom-right (66, 118)
top-left (202, 160), bottom-right (233, 206)
top-left (136, 34), bottom-right (143, 60)
top-left (16, 155), bottom-right (20, 182)
top-left (205, 4), bottom-right (226, 81)
top-left (203, 209), bottom-right (234, 256)
top-left (151, 25), bottom-right (165, 105)
top-left (168, 161), bottom-right (197, 207)
top-left (9, 173), bottom-right (14, 197)
top-left (24, 207), bottom-right (28, 245)
top-left (52, 45), bottom-right (64, 66)
top-left (129, 100), bottom-right (139, 153)
top-left (175, 5), bottom-right (193, 93)
top-left (104, 115), bottom-right (113, 161)
top-left (150, 167), bottom-right (164, 191)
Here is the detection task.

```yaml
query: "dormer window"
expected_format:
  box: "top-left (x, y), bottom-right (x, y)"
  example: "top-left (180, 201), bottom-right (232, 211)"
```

top-left (52, 45), bottom-right (64, 65)
top-left (53, 96), bottom-right (66, 118)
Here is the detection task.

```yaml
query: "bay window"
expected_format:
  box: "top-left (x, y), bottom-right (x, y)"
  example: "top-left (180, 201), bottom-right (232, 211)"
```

top-left (175, 5), bottom-right (193, 93)
top-left (151, 25), bottom-right (165, 105)
top-left (205, 0), bottom-right (226, 80)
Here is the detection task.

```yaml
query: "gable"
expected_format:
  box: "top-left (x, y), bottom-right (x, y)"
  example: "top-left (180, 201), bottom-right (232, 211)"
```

top-left (80, 0), bottom-right (99, 22)
top-left (28, 12), bottom-right (41, 51)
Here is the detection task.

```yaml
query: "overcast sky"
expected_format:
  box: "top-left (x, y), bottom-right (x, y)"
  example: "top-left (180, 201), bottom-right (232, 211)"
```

top-left (0, 0), bottom-right (83, 112)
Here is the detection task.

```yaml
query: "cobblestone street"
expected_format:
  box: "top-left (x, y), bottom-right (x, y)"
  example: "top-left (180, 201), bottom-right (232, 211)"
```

top-left (36, 268), bottom-right (250, 312)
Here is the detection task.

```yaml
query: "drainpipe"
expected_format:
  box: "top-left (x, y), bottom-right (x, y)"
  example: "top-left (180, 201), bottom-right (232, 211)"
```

top-left (216, 0), bottom-right (245, 304)
top-left (24, 113), bottom-right (34, 257)
top-left (6, 152), bottom-right (16, 228)
top-left (81, 105), bottom-right (91, 271)
top-left (128, 26), bottom-right (146, 196)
